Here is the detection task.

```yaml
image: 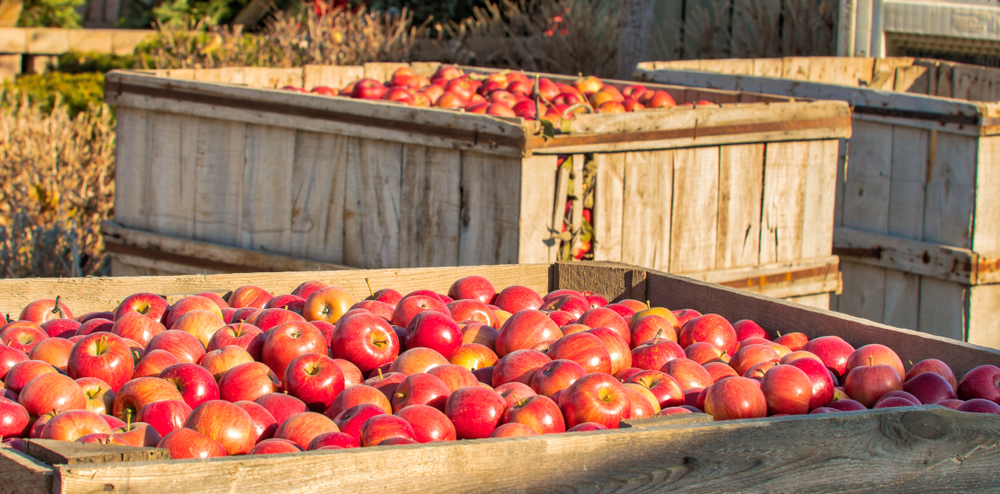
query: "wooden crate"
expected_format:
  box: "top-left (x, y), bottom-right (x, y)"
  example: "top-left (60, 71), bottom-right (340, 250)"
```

top-left (104, 62), bottom-right (850, 309)
top-left (635, 57), bottom-right (1000, 348)
top-left (1, 261), bottom-right (1000, 493)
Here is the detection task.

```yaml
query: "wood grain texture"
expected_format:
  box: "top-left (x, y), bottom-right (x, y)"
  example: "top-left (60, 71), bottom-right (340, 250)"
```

top-left (967, 284), bottom-right (1000, 348)
top-left (517, 154), bottom-right (558, 264)
top-left (26, 439), bottom-right (169, 465)
top-left (670, 147), bottom-right (719, 273)
top-left (800, 139), bottom-right (839, 258)
top-left (973, 136), bottom-right (1000, 255)
top-left (592, 152), bottom-right (625, 262)
top-left (621, 150), bottom-right (673, 270)
top-left (112, 107), bottom-right (149, 231)
top-left (834, 226), bottom-right (979, 284)
top-left (287, 131), bottom-right (348, 264)
top-left (147, 112), bottom-right (198, 239)
top-left (0, 447), bottom-right (51, 494)
top-left (192, 117), bottom-right (246, 245)
top-left (841, 121), bottom-right (893, 235)
top-left (458, 152), bottom-right (522, 266)
top-left (398, 145), bottom-right (462, 267)
top-left (836, 261), bottom-right (887, 323)
top-left (53, 407), bottom-right (1000, 493)
top-left (923, 132), bottom-right (976, 249)
top-left (918, 277), bottom-right (967, 341)
top-left (786, 292), bottom-right (830, 310)
top-left (760, 141), bottom-right (808, 264)
top-left (882, 269), bottom-right (921, 331)
top-left (715, 144), bottom-right (763, 269)
top-left (344, 138), bottom-right (403, 269)
top-left (887, 126), bottom-right (928, 241)
top-left (241, 124), bottom-right (296, 254)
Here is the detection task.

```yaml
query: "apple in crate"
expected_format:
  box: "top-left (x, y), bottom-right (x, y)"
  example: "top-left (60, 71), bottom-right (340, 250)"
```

top-left (560, 373), bottom-right (631, 429)
top-left (19, 298), bottom-right (74, 325)
top-left (184, 400), bottom-right (256, 455)
top-left (114, 293), bottom-right (169, 323)
top-left (137, 399), bottom-right (192, 437)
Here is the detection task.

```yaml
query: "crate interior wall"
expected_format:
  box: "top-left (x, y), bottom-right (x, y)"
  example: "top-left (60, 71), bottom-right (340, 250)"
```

top-left (1, 262), bottom-right (1000, 494)
top-left (106, 63), bottom-right (849, 308)
top-left (635, 56), bottom-right (1000, 347)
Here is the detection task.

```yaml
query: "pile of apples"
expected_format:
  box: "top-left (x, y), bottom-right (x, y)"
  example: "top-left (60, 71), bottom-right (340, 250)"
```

top-left (284, 65), bottom-right (716, 124)
top-left (0, 276), bottom-right (997, 460)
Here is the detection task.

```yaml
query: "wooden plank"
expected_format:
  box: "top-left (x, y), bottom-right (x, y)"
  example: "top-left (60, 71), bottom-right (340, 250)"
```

top-left (112, 107), bottom-right (149, 231)
top-left (592, 153), bottom-right (625, 262)
top-left (343, 138), bottom-right (403, 269)
top-left (398, 145), bottom-right (462, 267)
top-left (110, 252), bottom-right (232, 277)
top-left (937, 63), bottom-right (954, 99)
top-left (786, 293), bottom-right (831, 310)
top-left (25, 439), bottom-right (169, 465)
top-left (302, 65), bottom-right (365, 90)
top-left (894, 65), bottom-right (932, 95)
top-left (918, 277), bottom-right (967, 341)
top-left (145, 113), bottom-right (198, 239)
top-left (715, 143), bottom-right (763, 268)
top-left (363, 62), bottom-right (410, 83)
top-left (517, 155), bottom-right (559, 264)
top-left (0, 447), bottom-right (52, 494)
top-left (102, 221), bottom-right (349, 273)
top-left (837, 261), bottom-right (887, 323)
top-left (952, 65), bottom-right (982, 101)
top-left (967, 284), bottom-right (1000, 349)
top-left (570, 154), bottom-right (584, 235)
top-left (887, 126), bottom-right (928, 241)
top-left (759, 141), bottom-right (808, 264)
top-left (0, 264), bottom-right (551, 315)
top-left (287, 131), bottom-right (348, 265)
top-left (670, 147), bottom-right (719, 273)
top-left (688, 255), bottom-right (841, 300)
top-left (973, 136), bottom-right (1000, 255)
top-left (882, 269), bottom-right (921, 331)
top-left (621, 150), bottom-right (672, 271)
top-left (458, 152), bottom-right (522, 266)
top-left (833, 226), bottom-right (978, 284)
top-left (840, 120), bottom-right (894, 236)
top-left (193, 117), bottom-right (246, 245)
top-left (923, 132), bottom-right (976, 249)
top-left (241, 125), bottom-right (296, 254)
top-left (800, 139), bottom-right (839, 258)
top-left (752, 59), bottom-right (784, 78)
top-left (833, 138), bottom-right (847, 229)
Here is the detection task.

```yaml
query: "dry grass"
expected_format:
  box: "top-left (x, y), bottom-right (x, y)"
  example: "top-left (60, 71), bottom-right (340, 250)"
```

top-left (0, 94), bottom-right (115, 279)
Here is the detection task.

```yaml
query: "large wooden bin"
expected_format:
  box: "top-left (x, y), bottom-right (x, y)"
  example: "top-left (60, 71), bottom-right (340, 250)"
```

top-left (1, 262), bottom-right (999, 493)
top-left (635, 57), bottom-right (1000, 347)
top-left (104, 63), bottom-right (849, 308)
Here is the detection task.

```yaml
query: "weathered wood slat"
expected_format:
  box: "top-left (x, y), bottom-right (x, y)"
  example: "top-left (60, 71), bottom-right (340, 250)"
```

top-left (398, 145), bottom-right (462, 268)
top-left (517, 154), bottom-right (559, 264)
top-left (26, 439), bottom-right (169, 465)
top-left (192, 118), bottom-right (246, 246)
top-left (833, 226), bottom-right (980, 285)
top-left (621, 150), bottom-right (672, 270)
top-left (669, 147), bottom-right (719, 273)
top-left (344, 138), bottom-right (403, 269)
top-left (241, 125), bottom-right (296, 254)
top-left (458, 152), bottom-right (522, 266)
top-left (287, 131), bottom-right (348, 265)
top-left (800, 139), bottom-right (839, 258)
top-left (0, 447), bottom-right (51, 494)
top-left (759, 141), bottom-right (808, 264)
top-left (592, 153), bottom-right (625, 262)
top-left (715, 143), bottom-right (764, 268)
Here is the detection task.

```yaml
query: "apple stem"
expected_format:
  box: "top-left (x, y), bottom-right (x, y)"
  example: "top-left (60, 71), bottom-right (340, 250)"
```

top-left (654, 329), bottom-right (664, 340)
top-left (126, 409), bottom-right (132, 429)
top-left (364, 278), bottom-right (374, 298)
top-left (776, 331), bottom-right (782, 337)
top-left (908, 360), bottom-right (913, 367)
top-left (377, 368), bottom-right (384, 380)
top-left (869, 356), bottom-right (874, 367)
top-left (52, 295), bottom-right (64, 319)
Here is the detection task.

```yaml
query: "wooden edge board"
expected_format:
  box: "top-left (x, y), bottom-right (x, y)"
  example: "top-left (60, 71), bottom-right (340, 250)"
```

top-left (853, 112), bottom-right (981, 137)
top-left (0, 446), bottom-right (52, 494)
top-left (687, 255), bottom-right (840, 287)
top-left (527, 128), bottom-right (847, 155)
top-left (620, 413), bottom-right (714, 429)
top-left (633, 68), bottom-right (990, 126)
top-left (25, 439), bottom-right (170, 465)
top-left (101, 221), bottom-right (351, 274)
top-left (831, 226), bottom-right (1000, 285)
top-left (49, 406), bottom-right (1000, 494)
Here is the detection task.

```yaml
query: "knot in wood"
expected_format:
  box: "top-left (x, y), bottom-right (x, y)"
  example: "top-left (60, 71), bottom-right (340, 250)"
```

top-left (900, 410), bottom-right (949, 440)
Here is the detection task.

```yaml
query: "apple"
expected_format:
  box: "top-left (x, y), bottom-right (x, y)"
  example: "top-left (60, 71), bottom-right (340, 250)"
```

top-left (208, 322), bottom-right (265, 361)
top-left (114, 293), bottom-right (169, 323)
top-left (540, 295), bottom-right (589, 320)
top-left (132, 349), bottom-right (181, 380)
top-left (349, 300), bottom-right (395, 322)
top-left (28, 409), bottom-right (57, 438)
top-left (427, 364), bottom-right (479, 393)
top-left (101, 414), bottom-right (127, 429)
top-left (283, 353), bottom-right (345, 412)
top-left (744, 361), bottom-right (779, 382)
top-left (111, 376), bottom-right (184, 421)
top-left (40, 319), bottom-right (80, 339)
top-left (560, 373), bottom-right (630, 429)
top-left (253, 308), bottom-right (306, 333)
top-left (145, 330), bottom-right (205, 364)
top-left (672, 309), bottom-right (701, 328)
top-left (333, 359), bottom-right (363, 387)
top-left (729, 344), bottom-right (782, 376)
top-left (67, 332), bottom-right (133, 392)
top-left (0, 321), bottom-right (47, 353)
top-left (905, 358), bottom-right (958, 390)
top-left (957, 399), bottom-right (1000, 414)
top-left (18, 372), bottom-right (86, 416)
top-left (389, 294), bottom-right (449, 328)
top-left (265, 294), bottom-right (306, 314)
top-left (678, 314), bottom-right (737, 355)
top-left (0, 396), bottom-right (29, 437)
top-left (76, 377), bottom-right (115, 415)
top-left (261, 321), bottom-right (327, 378)
top-left (773, 332), bottom-right (808, 351)
top-left (937, 399), bottom-right (964, 410)
top-left (495, 381), bottom-right (536, 407)
top-left (274, 411), bottom-right (338, 449)
top-left (159, 363), bottom-right (219, 409)
top-left (626, 370), bottom-right (684, 408)
top-left (630, 315), bottom-right (677, 349)
top-left (232, 400), bottom-right (277, 443)
top-left (308, 431), bottom-right (360, 450)
top-left (184, 400), bottom-right (256, 455)
top-left (78, 311), bottom-right (114, 324)
top-left (684, 342), bottom-right (729, 365)
top-left (502, 394), bottom-right (565, 434)
top-left (874, 397), bottom-right (919, 409)
top-left (577, 308), bottom-right (630, 346)
top-left (404, 311), bottom-right (462, 359)
top-left (110, 311), bottom-right (166, 348)
top-left (588, 328), bottom-right (632, 375)
top-left (325, 384), bottom-right (392, 419)
top-left (360, 414), bottom-right (416, 446)
top-left (19, 298), bottom-right (74, 325)
top-left (802, 336), bottom-right (855, 379)
top-left (704, 376), bottom-right (767, 420)
top-left (331, 402), bottom-right (386, 442)
top-left (39, 409), bottom-right (110, 441)
top-left (559, 324), bottom-right (589, 336)
top-left (363, 371), bottom-right (407, 401)
top-left (732, 320), bottom-right (770, 342)
top-left (164, 296), bottom-right (223, 329)
top-left (28, 337), bottom-right (73, 371)
top-left (366, 288), bottom-right (403, 307)
top-left (566, 422), bottom-right (609, 432)
top-left (631, 337), bottom-right (685, 371)
top-left (226, 285), bottom-right (273, 310)
top-left (779, 350), bottom-right (822, 364)
top-left (302, 286), bottom-right (356, 324)
top-left (760, 365), bottom-right (812, 415)
top-left (291, 281), bottom-right (328, 300)
top-left (873, 391), bottom-right (920, 407)
top-left (388, 347), bottom-right (448, 376)
top-left (395, 404), bottom-right (456, 443)
top-left (493, 286), bottom-right (544, 314)
top-left (903, 371), bottom-right (956, 404)
top-left (113, 421), bottom-right (162, 447)
top-left (449, 343), bottom-right (498, 372)
top-left (5, 360), bottom-right (57, 393)
top-left (391, 373), bottom-right (451, 412)
top-left (136, 399), bottom-right (192, 437)
top-left (447, 276), bottom-right (496, 304)
top-left (230, 308), bottom-right (260, 325)
top-left (351, 78), bottom-right (387, 99)
top-left (957, 365), bottom-right (1000, 403)
top-left (495, 310), bottom-right (563, 358)
top-left (218, 362), bottom-right (280, 403)
top-left (845, 344), bottom-right (905, 380)
top-left (157, 428), bottom-right (226, 459)
top-left (546, 332), bottom-right (612, 375)
top-left (200, 345), bottom-right (254, 380)
top-left (530, 359), bottom-right (586, 396)
top-left (248, 438), bottom-right (302, 455)
top-left (75, 318), bottom-right (114, 337)
top-left (447, 300), bottom-right (497, 327)
top-left (252, 393), bottom-right (306, 427)
top-left (330, 311), bottom-right (399, 374)
top-left (843, 359), bottom-right (902, 408)
top-left (460, 323), bottom-right (499, 350)
top-left (786, 357), bottom-right (835, 410)
top-left (662, 358), bottom-right (713, 390)
top-left (445, 386), bottom-right (506, 439)
top-left (492, 349), bottom-right (551, 387)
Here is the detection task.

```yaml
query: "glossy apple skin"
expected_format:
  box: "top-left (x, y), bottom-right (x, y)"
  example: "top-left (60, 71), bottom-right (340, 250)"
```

top-left (261, 321), bottom-right (327, 379)
top-left (905, 358), bottom-right (958, 390)
top-left (786, 357), bottom-right (835, 410)
top-left (136, 400), bottom-right (192, 437)
top-left (159, 363), bottom-right (219, 409)
top-left (387, 347), bottom-right (448, 376)
top-left (292, 281), bottom-right (329, 300)
top-left (630, 315), bottom-right (677, 349)
top-left (678, 315), bottom-right (737, 355)
top-left (801, 336), bottom-right (855, 379)
top-left (957, 365), bottom-right (1000, 404)
top-left (773, 332), bottom-right (808, 351)
top-left (495, 382), bottom-right (537, 408)
top-left (39, 409), bottom-right (110, 441)
top-left (493, 286), bottom-right (544, 314)
top-left (704, 377), bottom-right (767, 421)
top-left (0, 321), bottom-right (48, 353)
top-left (843, 364), bottom-right (902, 408)
top-left (492, 349), bottom-right (551, 387)
top-left (145, 330), bottom-right (205, 364)
top-left (253, 392), bottom-right (306, 427)
top-left (0, 344), bottom-right (29, 382)
top-left (265, 295), bottom-right (307, 314)
top-left (957, 398), bottom-right (1000, 414)
top-left (845, 344), bottom-right (905, 380)
top-left (112, 376), bottom-right (184, 421)
top-left (427, 364), bottom-right (479, 393)
top-left (332, 359), bottom-right (363, 388)
top-left (903, 371), bottom-right (956, 404)
top-left (132, 349), bottom-right (181, 380)
top-left (248, 438), bottom-right (302, 455)
top-left (76, 376), bottom-right (115, 415)
top-left (302, 286), bottom-right (356, 324)
top-left (208, 323), bottom-right (265, 361)
top-left (158, 428), bottom-right (227, 459)
top-left (363, 371), bottom-right (406, 401)
top-left (169, 310), bottom-right (226, 349)
top-left (164, 296), bottom-right (224, 329)
top-left (530, 359), bottom-right (586, 397)
top-left (760, 365), bottom-right (812, 415)
top-left (113, 421), bottom-right (162, 447)
top-left (576, 308), bottom-right (630, 346)
top-left (395, 404), bottom-right (456, 443)
top-left (113, 293), bottom-right (169, 323)
top-left (391, 373), bottom-right (452, 412)
top-left (662, 358), bottom-right (713, 391)
top-left (449, 343), bottom-right (499, 372)
top-left (460, 323), bottom-right (499, 350)
top-left (729, 344), bottom-right (782, 376)
top-left (626, 370), bottom-right (684, 408)
top-left (227, 286), bottom-right (273, 310)
top-left (0, 396), bottom-right (30, 438)
top-left (325, 385), bottom-right (392, 419)
top-left (623, 383), bottom-right (661, 413)
top-left (234, 400), bottom-right (277, 443)
top-left (18, 372), bottom-right (86, 416)
top-left (76, 318), bottom-right (114, 337)
top-left (540, 295), bottom-right (589, 320)
top-left (445, 386), bottom-right (507, 439)
top-left (874, 391), bottom-right (920, 407)
top-left (282, 353), bottom-right (345, 412)
top-left (502, 394), bottom-right (565, 434)
top-left (184, 400), bottom-right (256, 455)
top-left (732, 320), bottom-right (769, 342)
top-left (404, 311), bottom-right (462, 359)
top-left (566, 422), bottom-right (609, 432)
top-left (274, 411), bottom-right (339, 449)
top-left (546, 332), bottom-right (612, 375)
top-left (19, 299), bottom-right (74, 325)
top-left (495, 310), bottom-right (563, 357)
top-left (308, 431), bottom-right (360, 450)
top-left (332, 403), bottom-right (387, 442)
top-left (253, 308), bottom-right (306, 333)
top-left (218, 362), bottom-right (280, 403)
top-left (631, 338), bottom-right (685, 371)
top-left (560, 373), bottom-right (630, 429)
top-left (447, 300), bottom-right (498, 327)
top-left (360, 414), bottom-right (417, 446)
top-left (67, 332), bottom-right (133, 392)
top-left (489, 422), bottom-right (537, 437)
top-left (28, 337), bottom-right (73, 372)
top-left (390, 295), bottom-right (450, 328)
top-left (200, 346), bottom-right (254, 381)
top-left (447, 276), bottom-right (496, 304)
top-left (330, 311), bottom-right (400, 374)
top-left (40, 319), bottom-right (80, 339)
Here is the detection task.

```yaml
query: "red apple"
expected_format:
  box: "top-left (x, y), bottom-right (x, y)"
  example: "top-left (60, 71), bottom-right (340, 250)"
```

top-left (957, 399), bottom-right (1000, 414)
top-left (349, 300), bottom-right (395, 321)
top-left (253, 308), bottom-right (306, 333)
top-left (136, 399), bottom-right (192, 437)
top-left (395, 404), bottom-right (456, 443)
top-left (631, 337), bottom-right (685, 371)
top-left (132, 349), bottom-right (181, 379)
top-left (307, 431), bottom-right (359, 450)
top-left (460, 323), bottom-right (499, 350)
top-left (67, 332), bottom-right (133, 392)
top-left (496, 310), bottom-right (562, 357)
top-left (445, 386), bottom-right (506, 439)
top-left (195, 292), bottom-right (229, 311)
top-left (493, 286), bottom-right (544, 314)
top-left (363, 371), bottom-right (407, 401)
top-left (560, 373), bottom-right (630, 429)
top-left (0, 396), bottom-right (29, 438)
top-left (391, 373), bottom-right (451, 412)
top-left (253, 392), bottom-right (307, 427)
top-left (802, 336), bottom-right (855, 379)
top-left (330, 310), bottom-right (399, 374)
top-left (208, 322), bottom-right (265, 361)
top-left (227, 285), bottom-right (273, 310)
top-left (875, 397), bottom-right (919, 409)
top-left (576, 308), bottom-right (630, 346)
top-left (159, 363), bottom-right (219, 409)
top-left (843, 360), bottom-right (902, 408)
top-left (502, 394), bottom-right (565, 434)
top-left (145, 330), bottom-right (205, 364)
top-left (302, 286), bottom-right (357, 324)
top-left (845, 344), bottom-right (905, 380)
top-left (114, 293), bottom-right (169, 324)
top-left (566, 422), bottom-right (608, 432)
top-left (427, 364), bottom-right (479, 393)
top-left (588, 328), bottom-right (632, 375)
top-left (110, 311), bottom-right (165, 348)
top-left (165, 296), bottom-right (223, 329)
top-left (76, 377), bottom-right (115, 415)
top-left (283, 353), bottom-right (345, 412)
top-left (903, 371), bottom-right (956, 405)
top-left (760, 365), bottom-right (812, 415)
top-left (540, 295), bottom-right (589, 320)
top-left (630, 315), bottom-right (677, 349)
top-left (773, 332), bottom-right (808, 351)
top-left (403, 311), bottom-right (462, 359)
top-left (360, 414), bottom-right (416, 446)
top-left (325, 385), bottom-right (392, 419)
top-left (678, 314), bottom-right (737, 355)
top-left (19, 372), bottom-right (86, 416)
top-left (292, 281), bottom-right (328, 300)
top-left (626, 370), bottom-right (684, 408)
top-left (447, 276), bottom-right (496, 304)
top-left (157, 428), bottom-right (226, 459)
top-left (331, 402), bottom-right (386, 441)
top-left (234, 400), bottom-right (277, 443)
top-left (274, 411), bottom-right (338, 449)
top-left (529, 359), bottom-right (586, 397)
top-left (905, 358), bottom-right (958, 390)
top-left (229, 308), bottom-right (260, 325)
top-left (0, 321), bottom-right (47, 353)
top-left (351, 78), bottom-right (387, 99)
top-left (333, 359), bottom-right (363, 387)
top-left (704, 376), bottom-right (767, 420)
top-left (75, 318), bottom-right (114, 337)
top-left (248, 438), bottom-right (302, 455)
top-left (112, 376), bottom-right (184, 421)
top-left (662, 358), bottom-right (713, 390)
top-left (495, 381), bottom-right (536, 407)
top-left (5, 360), bottom-right (57, 394)
top-left (492, 349), bottom-right (551, 387)
top-left (388, 347), bottom-right (448, 376)
top-left (389, 294), bottom-right (449, 328)
top-left (40, 319), bottom-right (80, 339)
top-left (218, 362), bottom-right (280, 402)
top-left (264, 294), bottom-right (306, 314)
top-left (261, 321), bottom-right (327, 378)
top-left (546, 332), bottom-right (611, 375)
top-left (957, 365), bottom-right (1000, 403)
top-left (112, 421), bottom-right (161, 447)
top-left (39, 409), bottom-right (110, 441)
top-left (200, 345), bottom-right (254, 380)
top-left (184, 400), bottom-right (256, 455)
top-left (19, 298), bottom-right (74, 325)
top-left (28, 337), bottom-right (73, 371)
top-left (873, 390), bottom-right (920, 407)
top-left (448, 343), bottom-right (499, 372)
top-left (786, 357), bottom-right (835, 410)
top-left (684, 342), bottom-right (729, 365)
top-left (733, 320), bottom-right (770, 342)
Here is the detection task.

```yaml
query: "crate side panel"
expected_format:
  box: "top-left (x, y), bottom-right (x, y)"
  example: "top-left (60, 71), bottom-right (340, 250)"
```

top-left (458, 152), bottom-right (521, 266)
top-left (670, 146), bottom-right (720, 273)
top-left (839, 261), bottom-right (888, 323)
top-left (518, 154), bottom-right (559, 264)
top-left (801, 139), bottom-right (839, 258)
top-left (841, 120), bottom-right (893, 235)
top-left (344, 138), bottom-right (403, 269)
top-left (918, 277), bottom-right (967, 341)
top-left (146, 113), bottom-right (199, 239)
top-left (973, 136), bottom-right (1000, 255)
top-left (621, 150), bottom-right (673, 271)
top-left (399, 145), bottom-right (461, 268)
top-left (923, 132), bottom-right (976, 249)
top-left (287, 131), bottom-right (349, 265)
top-left (593, 152), bottom-right (625, 262)
top-left (193, 118), bottom-right (246, 245)
top-left (240, 125), bottom-right (296, 254)
top-left (716, 143), bottom-right (764, 269)
top-left (759, 141), bottom-right (808, 264)
top-left (113, 107), bottom-right (150, 231)
top-left (968, 284), bottom-right (1000, 348)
